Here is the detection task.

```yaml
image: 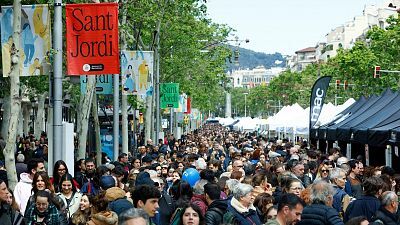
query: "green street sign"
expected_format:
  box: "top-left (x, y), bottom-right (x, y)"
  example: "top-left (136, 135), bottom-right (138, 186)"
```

top-left (160, 83), bottom-right (180, 108)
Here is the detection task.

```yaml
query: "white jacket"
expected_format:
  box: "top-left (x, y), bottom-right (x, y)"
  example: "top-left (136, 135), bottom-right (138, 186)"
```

top-left (13, 172), bottom-right (32, 215)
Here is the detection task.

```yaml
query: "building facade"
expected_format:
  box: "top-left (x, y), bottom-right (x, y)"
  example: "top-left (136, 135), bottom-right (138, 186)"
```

top-left (227, 66), bottom-right (284, 88)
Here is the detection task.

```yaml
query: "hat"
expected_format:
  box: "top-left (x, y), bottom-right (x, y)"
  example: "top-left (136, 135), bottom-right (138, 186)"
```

top-left (100, 175), bottom-right (117, 190)
top-left (135, 171), bottom-right (154, 186)
top-left (268, 151), bottom-right (281, 158)
top-left (142, 155), bottom-right (152, 163)
top-left (336, 157), bottom-right (349, 166)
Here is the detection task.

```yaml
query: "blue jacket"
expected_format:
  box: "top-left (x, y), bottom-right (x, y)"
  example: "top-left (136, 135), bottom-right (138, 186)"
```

top-left (225, 200), bottom-right (262, 225)
top-left (344, 195), bottom-right (381, 222)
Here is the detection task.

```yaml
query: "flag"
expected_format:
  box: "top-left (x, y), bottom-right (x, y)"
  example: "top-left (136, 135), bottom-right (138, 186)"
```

top-left (309, 76), bottom-right (332, 132)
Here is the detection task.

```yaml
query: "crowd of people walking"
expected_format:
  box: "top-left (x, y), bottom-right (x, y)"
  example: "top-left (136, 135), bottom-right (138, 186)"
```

top-left (0, 123), bottom-right (399, 225)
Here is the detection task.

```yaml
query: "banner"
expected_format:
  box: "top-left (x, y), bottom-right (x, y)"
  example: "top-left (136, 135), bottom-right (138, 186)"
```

top-left (309, 76), bottom-right (332, 131)
top-left (66, 3), bottom-right (119, 75)
top-left (80, 75), bottom-right (113, 94)
top-left (160, 83), bottom-right (179, 108)
top-left (120, 50), bottom-right (154, 96)
top-left (1, 5), bottom-right (51, 77)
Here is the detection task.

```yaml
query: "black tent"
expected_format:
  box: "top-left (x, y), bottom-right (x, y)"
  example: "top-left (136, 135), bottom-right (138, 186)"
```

top-left (312, 89), bottom-right (400, 147)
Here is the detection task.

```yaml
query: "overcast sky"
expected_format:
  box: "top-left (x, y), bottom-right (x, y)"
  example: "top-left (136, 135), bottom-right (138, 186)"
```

top-left (206, 0), bottom-right (384, 55)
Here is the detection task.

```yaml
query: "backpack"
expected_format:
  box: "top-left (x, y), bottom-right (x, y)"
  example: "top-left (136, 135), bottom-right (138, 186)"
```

top-left (223, 210), bottom-right (239, 225)
top-left (170, 207), bottom-right (184, 225)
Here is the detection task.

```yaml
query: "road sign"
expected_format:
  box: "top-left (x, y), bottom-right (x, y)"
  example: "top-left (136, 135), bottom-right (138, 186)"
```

top-left (160, 83), bottom-right (179, 108)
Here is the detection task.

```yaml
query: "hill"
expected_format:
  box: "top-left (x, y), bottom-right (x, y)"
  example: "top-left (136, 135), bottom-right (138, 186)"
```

top-left (226, 46), bottom-right (286, 71)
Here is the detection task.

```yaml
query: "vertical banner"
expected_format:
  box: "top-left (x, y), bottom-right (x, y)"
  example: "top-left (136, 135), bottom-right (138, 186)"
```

top-left (309, 76), bottom-right (331, 134)
top-left (160, 83), bottom-right (179, 108)
top-left (1, 5), bottom-right (51, 77)
top-left (185, 97), bottom-right (191, 114)
top-left (80, 75), bottom-right (113, 94)
top-left (120, 50), bottom-right (154, 96)
top-left (66, 3), bottom-right (119, 75)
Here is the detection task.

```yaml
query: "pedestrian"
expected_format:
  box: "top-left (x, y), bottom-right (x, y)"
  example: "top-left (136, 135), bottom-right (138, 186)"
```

top-left (265, 193), bottom-right (304, 225)
top-left (118, 208), bottom-right (149, 225)
top-left (71, 193), bottom-right (92, 225)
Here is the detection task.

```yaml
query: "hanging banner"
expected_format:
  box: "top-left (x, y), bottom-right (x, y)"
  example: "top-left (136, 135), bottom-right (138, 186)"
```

top-left (309, 76), bottom-right (331, 132)
top-left (1, 5), bottom-right (51, 77)
top-left (185, 97), bottom-right (191, 114)
top-left (66, 3), bottom-right (119, 75)
top-left (160, 83), bottom-right (179, 108)
top-left (80, 75), bottom-right (113, 94)
top-left (120, 50), bottom-right (154, 96)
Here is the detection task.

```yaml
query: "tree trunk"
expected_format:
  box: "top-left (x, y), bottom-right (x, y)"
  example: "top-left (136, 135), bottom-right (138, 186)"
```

top-left (4, 0), bottom-right (22, 190)
top-left (77, 76), bottom-right (95, 160)
top-left (22, 103), bottom-right (30, 135)
top-left (34, 92), bottom-right (47, 139)
top-left (91, 93), bottom-right (102, 166)
top-left (1, 97), bottom-right (11, 139)
top-left (17, 107), bottom-right (23, 137)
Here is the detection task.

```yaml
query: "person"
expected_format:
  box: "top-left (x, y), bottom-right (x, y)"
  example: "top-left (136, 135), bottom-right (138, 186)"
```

top-left (14, 158), bottom-right (45, 215)
top-left (370, 191), bottom-right (400, 225)
top-left (265, 193), bottom-right (304, 225)
top-left (253, 193), bottom-right (274, 223)
top-left (15, 154), bottom-right (27, 181)
top-left (131, 185), bottom-right (161, 225)
top-left (223, 183), bottom-right (262, 225)
top-left (52, 160), bottom-right (79, 192)
top-left (344, 177), bottom-right (385, 222)
top-left (56, 173), bottom-right (82, 220)
top-left (105, 187), bottom-right (133, 216)
top-left (26, 171), bottom-right (57, 210)
top-left (287, 159), bottom-right (311, 187)
top-left (297, 180), bottom-right (344, 225)
top-left (0, 179), bottom-right (24, 225)
top-left (204, 183), bottom-right (227, 225)
top-left (180, 203), bottom-right (204, 225)
top-left (118, 208), bottom-right (149, 225)
top-left (265, 205), bottom-right (278, 223)
top-left (345, 216), bottom-right (369, 225)
top-left (24, 190), bottom-right (67, 225)
top-left (74, 159), bottom-right (86, 188)
top-left (346, 160), bottom-right (363, 199)
top-left (71, 193), bottom-right (92, 225)
top-left (329, 167), bottom-right (351, 217)
top-left (86, 191), bottom-right (118, 225)
top-left (282, 177), bottom-right (304, 198)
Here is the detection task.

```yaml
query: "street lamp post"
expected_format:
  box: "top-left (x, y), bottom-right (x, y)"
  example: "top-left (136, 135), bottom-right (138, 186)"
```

top-left (244, 92), bottom-right (248, 117)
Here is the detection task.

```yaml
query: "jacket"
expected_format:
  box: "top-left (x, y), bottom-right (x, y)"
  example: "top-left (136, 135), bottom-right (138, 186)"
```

top-left (13, 173), bottom-right (32, 215)
top-left (205, 199), bottom-right (228, 225)
top-left (157, 190), bottom-right (175, 225)
top-left (56, 191), bottom-right (82, 219)
top-left (24, 203), bottom-right (67, 225)
top-left (191, 194), bottom-right (208, 216)
top-left (297, 203), bottom-right (344, 225)
top-left (371, 207), bottom-right (400, 225)
top-left (0, 203), bottom-right (25, 225)
top-left (344, 195), bottom-right (381, 222)
top-left (224, 197), bottom-right (262, 225)
top-left (87, 211), bottom-right (118, 225)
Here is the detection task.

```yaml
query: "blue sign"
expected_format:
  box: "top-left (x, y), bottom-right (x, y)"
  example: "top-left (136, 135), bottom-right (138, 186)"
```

top-left (100, 129), bottom-right (122, 160)
top-left (80, 75), bottom-right (113, 94)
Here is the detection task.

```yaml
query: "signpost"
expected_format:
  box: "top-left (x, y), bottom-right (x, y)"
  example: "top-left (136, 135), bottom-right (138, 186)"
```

top-left (160, 83), bottom-right (179, 108)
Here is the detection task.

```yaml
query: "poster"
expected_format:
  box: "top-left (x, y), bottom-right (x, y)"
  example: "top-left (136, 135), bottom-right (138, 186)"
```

top-left (1, 5), bottom-right (51, 77)
top-left (66, 3), bottom-right (119, 75)
top-left (120, 50), bottom-right (154, 96)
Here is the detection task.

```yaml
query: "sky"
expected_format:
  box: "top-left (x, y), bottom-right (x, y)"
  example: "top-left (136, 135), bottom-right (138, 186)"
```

top-left (206, 0), bottom-right (384, 55)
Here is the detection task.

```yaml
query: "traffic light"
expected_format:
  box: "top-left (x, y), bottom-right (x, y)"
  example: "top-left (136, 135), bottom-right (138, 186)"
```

top-left (336, 80), bottom-right (340, 89)
top-left (374, 66), bottom-right (381, 78)
top-left (344, 80), bottom-right (348, 90)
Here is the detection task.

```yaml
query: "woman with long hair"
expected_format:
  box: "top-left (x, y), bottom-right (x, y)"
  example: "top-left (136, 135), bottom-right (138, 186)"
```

top-left (56, 173), bottom-right (82, 221)
top-left (86, 191), bottom-right (117, 225)
top-left (26, 171), bottom-right (57, 210)
top-left (71, 193), bottom-right (92, 225)
top-left (51, 160), bottom-right (80, 192)
top-left (180, 203), bottom-right (204, 225)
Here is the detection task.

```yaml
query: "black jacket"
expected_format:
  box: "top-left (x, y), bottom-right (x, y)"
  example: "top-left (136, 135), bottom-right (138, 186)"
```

top-left (297, 203), bottom-right (344, 225)
top-left (371, 207), bottom-right (400, 225)
top-left (205, 200), bottom-right (228, 225)
top-left (344, 195), bottom-right (381, 222)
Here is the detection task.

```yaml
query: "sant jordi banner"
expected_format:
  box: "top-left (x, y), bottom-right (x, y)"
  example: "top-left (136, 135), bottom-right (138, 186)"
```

top-left (66, 3), bottom-right (119, 75)
top-left (120, 51), bottom-right (154, 96)
top-left (1, 4), bottom-right (51, 77)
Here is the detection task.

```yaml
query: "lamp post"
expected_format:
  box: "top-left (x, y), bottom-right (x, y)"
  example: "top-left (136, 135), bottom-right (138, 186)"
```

top-left (244, 92), bottom-right (248, 117)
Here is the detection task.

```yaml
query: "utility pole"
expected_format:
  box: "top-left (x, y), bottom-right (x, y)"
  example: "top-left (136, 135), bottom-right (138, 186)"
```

top-left (53, 0), bottom-right (63, 162)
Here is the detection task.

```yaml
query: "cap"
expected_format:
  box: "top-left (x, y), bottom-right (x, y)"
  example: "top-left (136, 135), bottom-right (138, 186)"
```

top-left (336, 157), bottom-right (349, 166)
top-left (100, 175), bottom-right (117, 190)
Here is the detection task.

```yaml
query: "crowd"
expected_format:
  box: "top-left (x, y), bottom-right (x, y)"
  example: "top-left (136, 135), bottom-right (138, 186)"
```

top-left (0, 123), bottom-right (399, 225)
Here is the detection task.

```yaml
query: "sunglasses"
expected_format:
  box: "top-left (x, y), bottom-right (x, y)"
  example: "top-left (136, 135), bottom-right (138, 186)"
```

top-left (321, 169), bottom-right (329, 173)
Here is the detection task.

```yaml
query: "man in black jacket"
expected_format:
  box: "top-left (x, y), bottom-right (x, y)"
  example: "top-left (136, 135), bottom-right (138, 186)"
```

top-left (371, 191), bottom-right (400, 225)
top-left (0, 179), bottom-right (24, 225)
top-left (204, 183), bottom-right (227, 225)
top-left (297, 180), bottom-right (344, 225)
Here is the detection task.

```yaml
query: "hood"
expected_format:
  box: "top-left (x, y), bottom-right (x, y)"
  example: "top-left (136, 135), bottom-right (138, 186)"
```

top-left (105, 187), bottom-right (126, 202)
top-left (19, 172), bottom-right (32, 183)
top-left (91, 211), bottom-right (118, 225)
top-left (209, 199), bottom-right (228, 211)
